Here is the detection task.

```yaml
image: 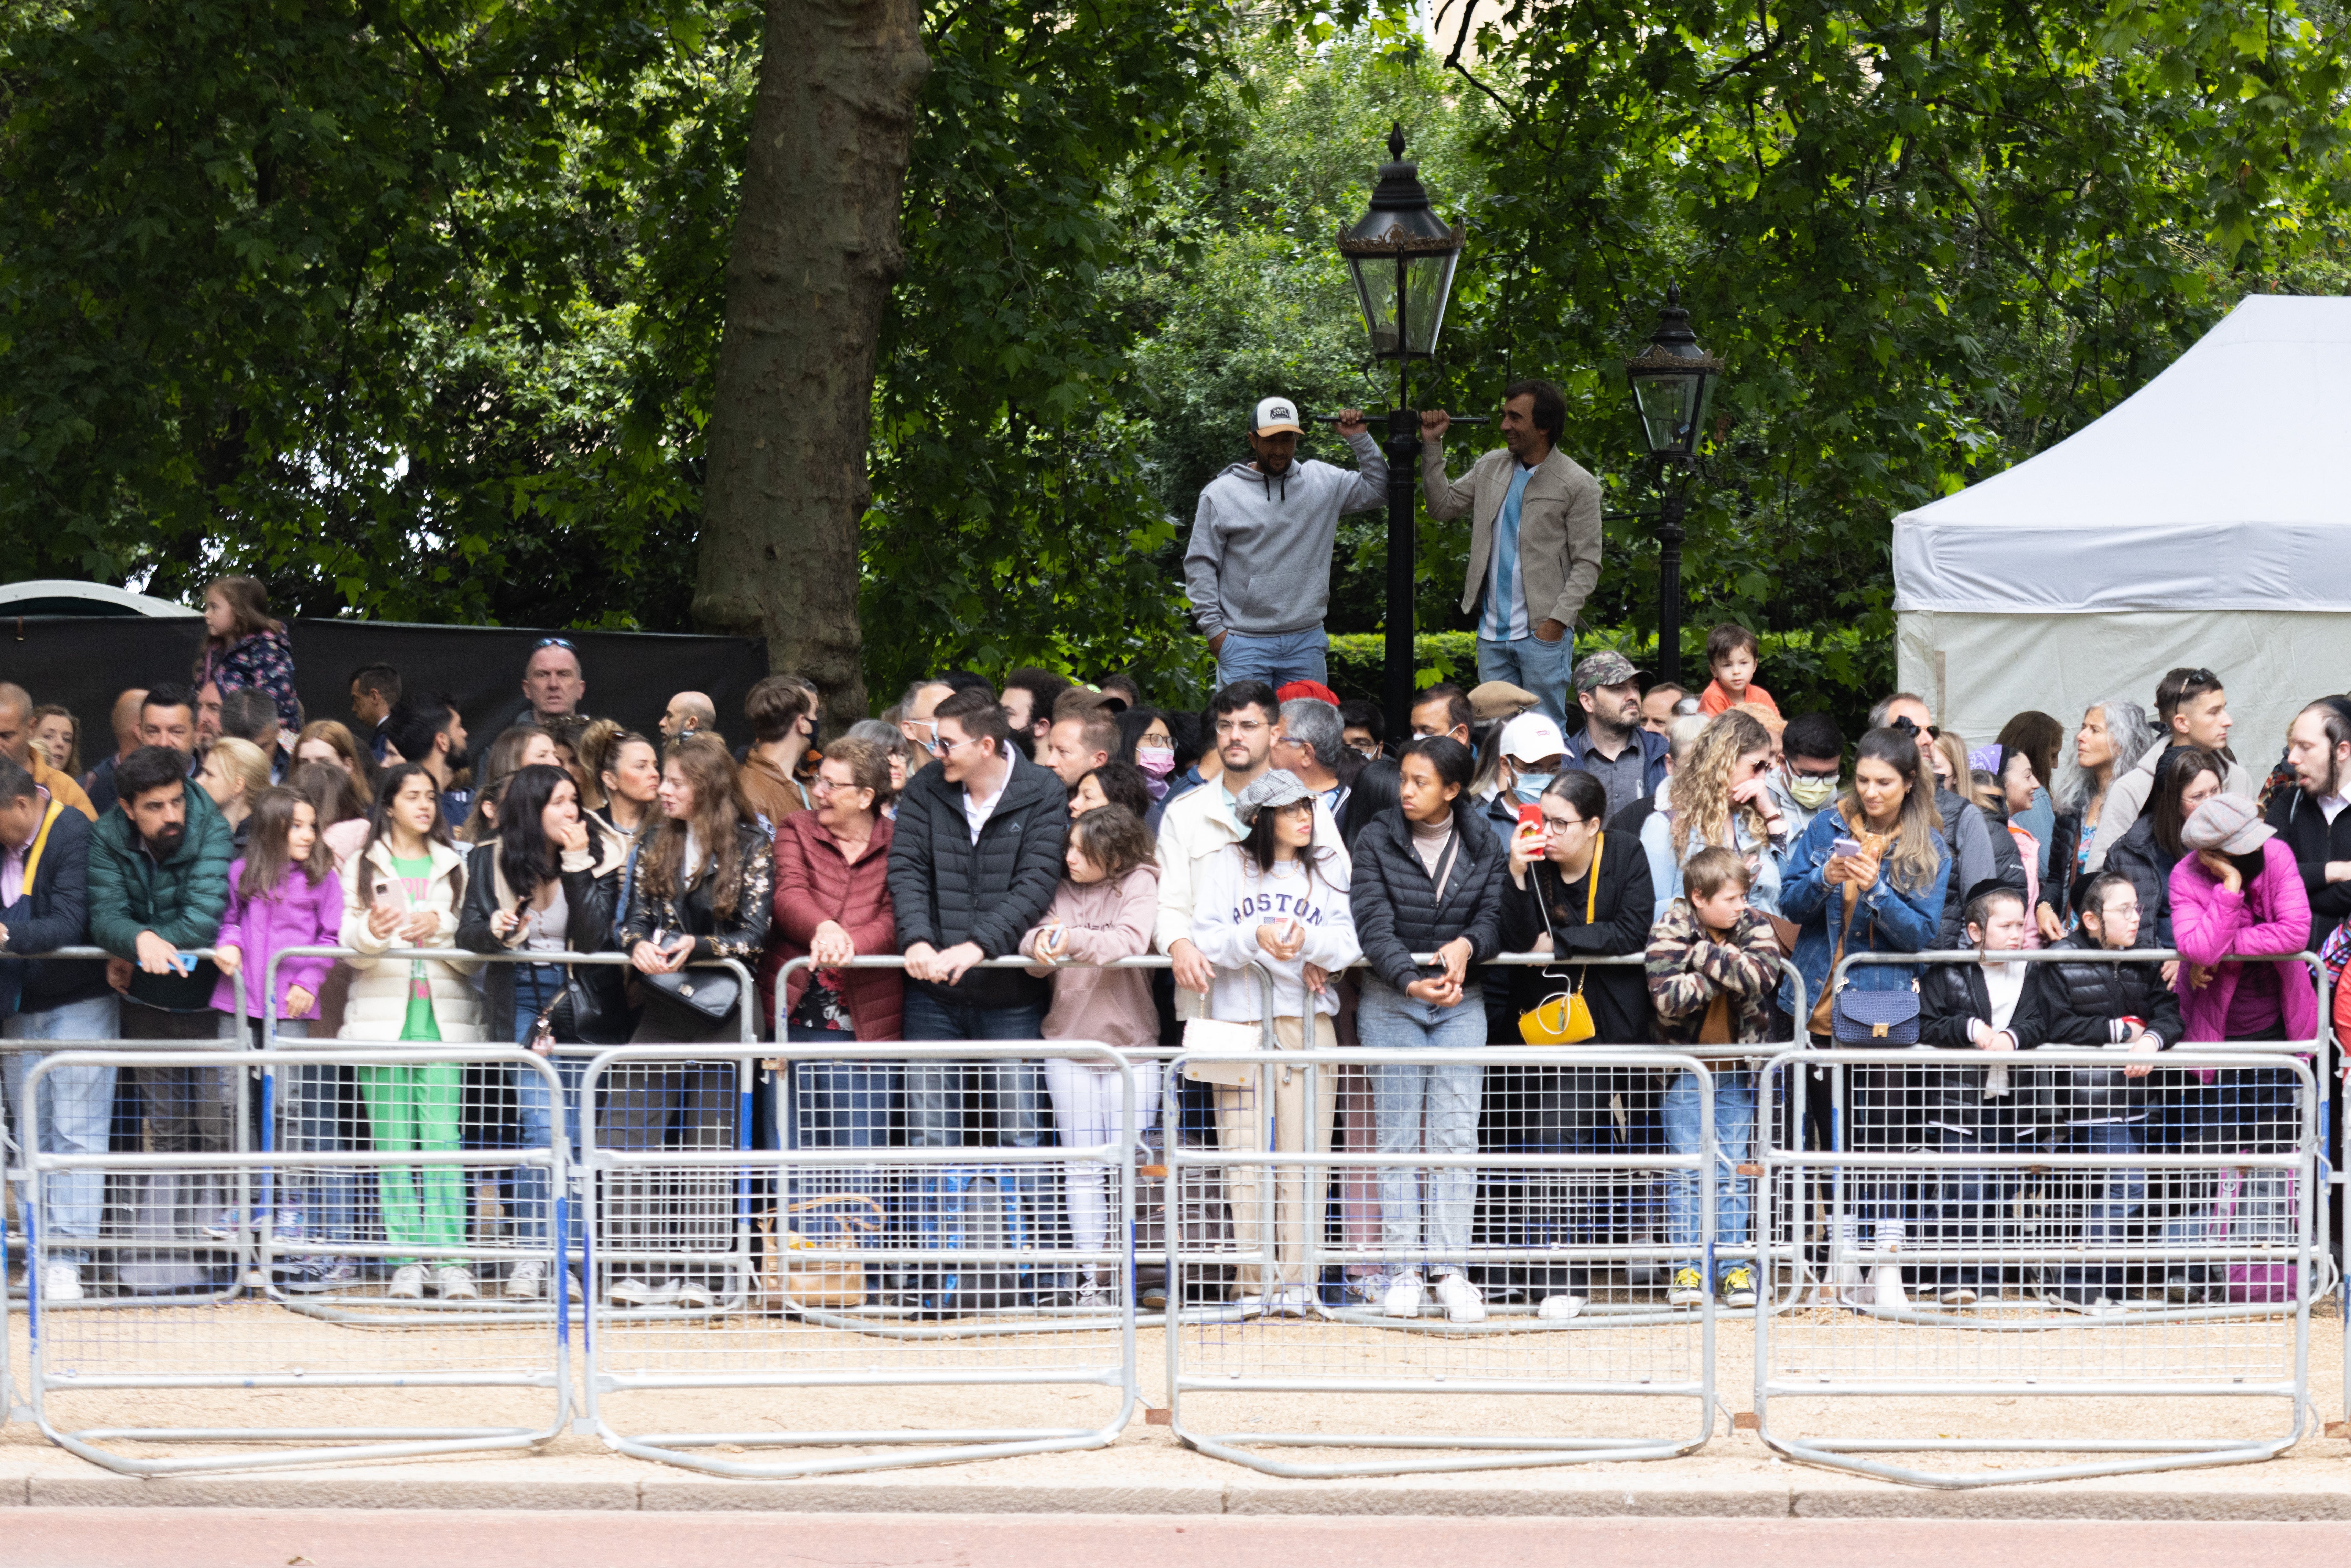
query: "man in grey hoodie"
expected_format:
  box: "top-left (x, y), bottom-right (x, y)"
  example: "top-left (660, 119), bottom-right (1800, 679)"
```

top-left (1185, 396), bottom-right (1384, 688)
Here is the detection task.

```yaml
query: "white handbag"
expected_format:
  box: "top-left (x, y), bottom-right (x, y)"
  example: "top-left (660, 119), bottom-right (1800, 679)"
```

top-left (1180, 1016), bottom-right (1265, 1086)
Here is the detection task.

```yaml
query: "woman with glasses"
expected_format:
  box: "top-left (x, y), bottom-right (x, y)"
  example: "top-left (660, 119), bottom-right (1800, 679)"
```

top-left (1498, 770), bottom-right (1657, 1317)
top-left (764, 736), bottom-right (902, 1171)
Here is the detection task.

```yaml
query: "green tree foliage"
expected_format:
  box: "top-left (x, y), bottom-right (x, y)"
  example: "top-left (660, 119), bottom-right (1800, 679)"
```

top-left (856, 0), bottom-right (1237, 704)
top-left (0, 0), bottom-right (755, 625)
top-left (1243, 0), bottom-right (2351, 726)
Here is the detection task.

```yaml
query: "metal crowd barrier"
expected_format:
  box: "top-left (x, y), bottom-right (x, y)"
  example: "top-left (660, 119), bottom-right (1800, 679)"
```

top-left (578, 1039), bottom-right (1141, 1478)
top-left (1164, 1041), bottom-right (1720, 1477)
top-left (1754, 1046), bottom-right (2321, 1488)
top-left (1827, 946), bottom-right (2338, 1312)
top-left (261, 945), bottom-right (761, 1324)
top-left (21, 1042), bottom-right (574, 1475)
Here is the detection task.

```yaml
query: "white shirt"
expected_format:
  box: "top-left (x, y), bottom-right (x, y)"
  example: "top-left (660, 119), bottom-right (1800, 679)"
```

top-left (2320, 793), bottom-right (2348, 826)
top-left (960, 742), bottom-right (1017, 843)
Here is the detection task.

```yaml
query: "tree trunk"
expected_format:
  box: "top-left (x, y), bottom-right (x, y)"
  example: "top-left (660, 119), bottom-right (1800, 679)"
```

top-left (692, 0), bottom-right (928, 721)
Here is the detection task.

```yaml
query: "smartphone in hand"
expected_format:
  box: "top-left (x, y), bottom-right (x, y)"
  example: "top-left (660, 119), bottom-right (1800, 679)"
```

top-left (1516, 802), bottom-right (1545, 831)
top-left (1831, 836), bottom-right (1864, 860)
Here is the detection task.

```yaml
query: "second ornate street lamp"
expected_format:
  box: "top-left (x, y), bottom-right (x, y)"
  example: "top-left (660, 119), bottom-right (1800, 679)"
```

top-left (1338, 123), bottom-right (1464, 738)
top-left (1624, 284), bottom-right (1723, 686)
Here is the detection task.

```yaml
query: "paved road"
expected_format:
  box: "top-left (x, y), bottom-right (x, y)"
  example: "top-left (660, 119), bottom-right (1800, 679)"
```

top-left (3, 1510), bottom-right (2346, 1567)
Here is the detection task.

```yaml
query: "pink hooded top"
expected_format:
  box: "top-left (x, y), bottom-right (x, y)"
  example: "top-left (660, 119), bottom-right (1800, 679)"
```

top-left (2168, 836), bottom-right (2314, 1044)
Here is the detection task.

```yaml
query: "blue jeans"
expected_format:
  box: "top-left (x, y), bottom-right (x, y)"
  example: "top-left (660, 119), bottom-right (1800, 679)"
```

top-left (511, 966), bottom-right (588, 1252)
top-left (256, 1021), bottom-right (357, 1251)
top-left (1356, 978), bottom-right (1487, 1273)
top-left (778, 1023), bottom-right (899, 1204)
top-left (1477, 630), bottom-right (1574, 731)
top-left (901, 988), bottom-right (1053, 1284)
top-left (2, 994), bottom-right (121, 1265)
top-left (1215, 626), bottom-right (1329, 690)
top-left (1666, 1067), bottom-right (1755, 1283)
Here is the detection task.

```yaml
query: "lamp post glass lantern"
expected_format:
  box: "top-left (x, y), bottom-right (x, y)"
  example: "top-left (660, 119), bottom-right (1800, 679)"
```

top-left (1625, 285), bottom-right (1723, 685)
top-left (1339, 122), bottom-right (1464, 737)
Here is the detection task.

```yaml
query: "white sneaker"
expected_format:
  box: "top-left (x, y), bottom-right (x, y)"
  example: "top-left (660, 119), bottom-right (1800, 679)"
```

top-left (1940, 1286), bottom-right (1978, 1307)
top-left (671, 1280), bottom-right (715, 1310)
top-left (389, 1264), bottom-right (429, 1299)
top-left (1871, 1222), bottom-right (1908, 1314)
top-left (608, 1277), bottom-right (661, 1307)
top-left (1272, 1284), bottom-right (1316, 1318)
top-left (506, 1260), bottom-right (547, 1300)
top-left (433, 1265), bottom-right (479, 1300)
top-left (41, 1262), bottom-right (84, 1302)
top-left (1381, 1269), bottom-right (1427, 1319)
top-left (1536, 1293), bottom-right (1584, 1320)
top-left (1434, 1270), bottom-right (1487, 1325)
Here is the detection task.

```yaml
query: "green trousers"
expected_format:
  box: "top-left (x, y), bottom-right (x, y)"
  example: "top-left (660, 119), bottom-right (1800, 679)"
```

top-left (359, 1062), bottom-right (465, 1260)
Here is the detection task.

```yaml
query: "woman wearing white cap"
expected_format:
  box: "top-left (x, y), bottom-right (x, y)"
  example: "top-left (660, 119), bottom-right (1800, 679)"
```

top-left (1186, 768), bottom-right (1360, 1317)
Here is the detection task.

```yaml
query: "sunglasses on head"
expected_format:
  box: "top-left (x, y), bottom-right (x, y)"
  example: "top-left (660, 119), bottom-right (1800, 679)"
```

top-left (531, 636), bottom-right (579, 653)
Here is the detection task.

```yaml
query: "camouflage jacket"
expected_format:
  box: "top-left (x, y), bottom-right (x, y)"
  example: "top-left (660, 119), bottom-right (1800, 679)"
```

top-left (1644, 900), bottom-right (1782, 1046)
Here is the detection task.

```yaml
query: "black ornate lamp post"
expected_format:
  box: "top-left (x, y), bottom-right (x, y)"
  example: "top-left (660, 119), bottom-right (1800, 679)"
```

top-left (1624, 285), bottom-right (1723, 686)
top-left (1338, 123), bottom-right (1464, 739)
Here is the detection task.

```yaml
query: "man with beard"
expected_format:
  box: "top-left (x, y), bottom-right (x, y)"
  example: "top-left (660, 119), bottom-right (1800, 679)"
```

top-left (1560, 651), bottom-right (1669, 821)
top-left (382, 691), bottom-right (475, 826)
top-left (86, 744), bottom-right (234, 1274)
top-left (2267, 696), bottom-right (2351, 923)
top-left (1185, 398), bottom-right (1382, 689)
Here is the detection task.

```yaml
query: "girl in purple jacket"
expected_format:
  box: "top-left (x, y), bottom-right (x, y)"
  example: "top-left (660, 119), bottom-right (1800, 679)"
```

top-left (211, 786), bottom-right (352, 1291)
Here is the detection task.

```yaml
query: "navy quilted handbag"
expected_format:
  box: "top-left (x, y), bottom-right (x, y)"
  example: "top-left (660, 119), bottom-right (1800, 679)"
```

top-left (1829, 982), bottom-right (1920, 1044)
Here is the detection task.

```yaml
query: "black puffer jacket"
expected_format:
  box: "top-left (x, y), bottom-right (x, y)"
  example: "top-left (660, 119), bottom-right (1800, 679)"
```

top-left (1348, 803), bottom-right (1507, 994)
top-left (2266, 786), bottom-right (2351, 927)
top-left (2038, 808), bottom-right (2082, 924)
top-left (2099, 815), bottom-right (2177, 947)
top-left (1498, 828), bottom-right (1655, 1046)
top-left (1912, 959), bottom-right (2048, 1133)
top-left (2025, 934), bottom-right (2181, 1123)
top-left (456, 826), bottom-right (633, 1045)
top-left (885, 748), bottom-right (1069, 1009)
top-left (1933, 786), bottom-right (2028, 945)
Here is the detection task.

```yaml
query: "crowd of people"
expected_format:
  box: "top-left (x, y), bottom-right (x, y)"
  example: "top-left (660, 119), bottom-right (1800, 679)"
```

top-left (2, 420), bottom-right (2338, 1329)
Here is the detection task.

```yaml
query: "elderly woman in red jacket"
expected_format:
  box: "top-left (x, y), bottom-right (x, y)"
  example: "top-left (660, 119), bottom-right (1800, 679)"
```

top-left (764, 736), bottom-right (903, 1155)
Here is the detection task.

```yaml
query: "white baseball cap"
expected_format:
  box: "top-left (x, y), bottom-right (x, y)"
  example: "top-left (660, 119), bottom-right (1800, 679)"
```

top-left (1252, 396), bottom-right (1304, 435)
top-left (1499, 712), bottom-right (1567, 763)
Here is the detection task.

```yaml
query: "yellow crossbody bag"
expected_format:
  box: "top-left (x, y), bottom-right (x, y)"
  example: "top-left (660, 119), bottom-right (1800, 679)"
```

top-left (1518, 830), bottom-right (1602, 1045)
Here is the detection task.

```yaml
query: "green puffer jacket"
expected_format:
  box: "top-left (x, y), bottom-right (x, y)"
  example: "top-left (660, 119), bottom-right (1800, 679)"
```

top-left (86, 781), bottom-right (234, 1012)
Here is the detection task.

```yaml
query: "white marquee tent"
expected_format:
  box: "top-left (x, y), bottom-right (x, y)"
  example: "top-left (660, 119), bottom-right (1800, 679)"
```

top-left (1893, 293), bottom-right (2351, 765)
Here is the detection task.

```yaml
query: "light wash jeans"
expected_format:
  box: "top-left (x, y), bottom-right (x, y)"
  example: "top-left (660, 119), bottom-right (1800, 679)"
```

top-left (1665, 1066), bottom-right (1755, 1284)
top-left (2, 994), bottom-right (122, 1264)
top-left (1215, 626), bottom-right (1329, 690)
top-left (1477, 630), bottom-right (1574, 731)
top-left (511, 966), bottom-right (588, 1252)
top-left (1356, 977), bottom-right (1486, 1273)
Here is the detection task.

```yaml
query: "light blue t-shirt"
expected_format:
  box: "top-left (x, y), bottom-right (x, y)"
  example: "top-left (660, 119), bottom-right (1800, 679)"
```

top-left (1479, 464), bottom-right (1537, 642)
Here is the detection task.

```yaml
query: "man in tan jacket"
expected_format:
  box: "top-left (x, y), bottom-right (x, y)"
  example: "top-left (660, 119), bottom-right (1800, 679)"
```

top-left (1420, 380), bottom-right (1603, 729)
top-left (737, 674), bottom-right (819, 834)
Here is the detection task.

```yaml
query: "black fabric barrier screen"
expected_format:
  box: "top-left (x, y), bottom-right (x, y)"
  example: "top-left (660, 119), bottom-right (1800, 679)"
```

top-left (0, 615), bottom-right (769, 764)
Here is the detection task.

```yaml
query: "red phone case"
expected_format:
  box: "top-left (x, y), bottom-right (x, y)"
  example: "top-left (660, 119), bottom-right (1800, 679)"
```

top-left (1515, 802), bottom-right (1545, 830)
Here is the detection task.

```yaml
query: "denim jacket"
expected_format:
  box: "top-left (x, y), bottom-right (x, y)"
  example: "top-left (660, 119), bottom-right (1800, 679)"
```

top-left (1777, 805), bottom-right (1950, 1022)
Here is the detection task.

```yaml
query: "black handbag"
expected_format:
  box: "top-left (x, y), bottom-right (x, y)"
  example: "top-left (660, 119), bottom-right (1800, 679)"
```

top-left (643, 965), bottom-right (741, 1023)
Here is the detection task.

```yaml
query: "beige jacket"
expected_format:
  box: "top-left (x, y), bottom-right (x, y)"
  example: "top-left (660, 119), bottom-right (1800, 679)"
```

top-left (1422, 442), bottom-right (1603, 632)
top-left (335, 837), bottom-right (486, 1043)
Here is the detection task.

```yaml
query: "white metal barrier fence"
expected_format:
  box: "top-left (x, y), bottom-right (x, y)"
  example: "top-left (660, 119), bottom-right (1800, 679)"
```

top-left (579, 1039), bottom-right (1141, 1477)
top-left (22, 1043), bottom-right (574, 1474)
top-left (1164, 1041), bottom-right (1722, 1476)
top-left (1756, 1045), bottom-right (2320, 1487)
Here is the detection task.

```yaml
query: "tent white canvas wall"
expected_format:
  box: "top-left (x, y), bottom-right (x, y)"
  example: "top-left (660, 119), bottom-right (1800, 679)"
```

top-left (1893, 293), bottom-right (2351, 768)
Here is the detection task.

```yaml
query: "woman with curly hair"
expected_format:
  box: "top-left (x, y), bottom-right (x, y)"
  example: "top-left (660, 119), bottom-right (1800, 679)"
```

top-left (1638, 708), bottom-right (1787, 923)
